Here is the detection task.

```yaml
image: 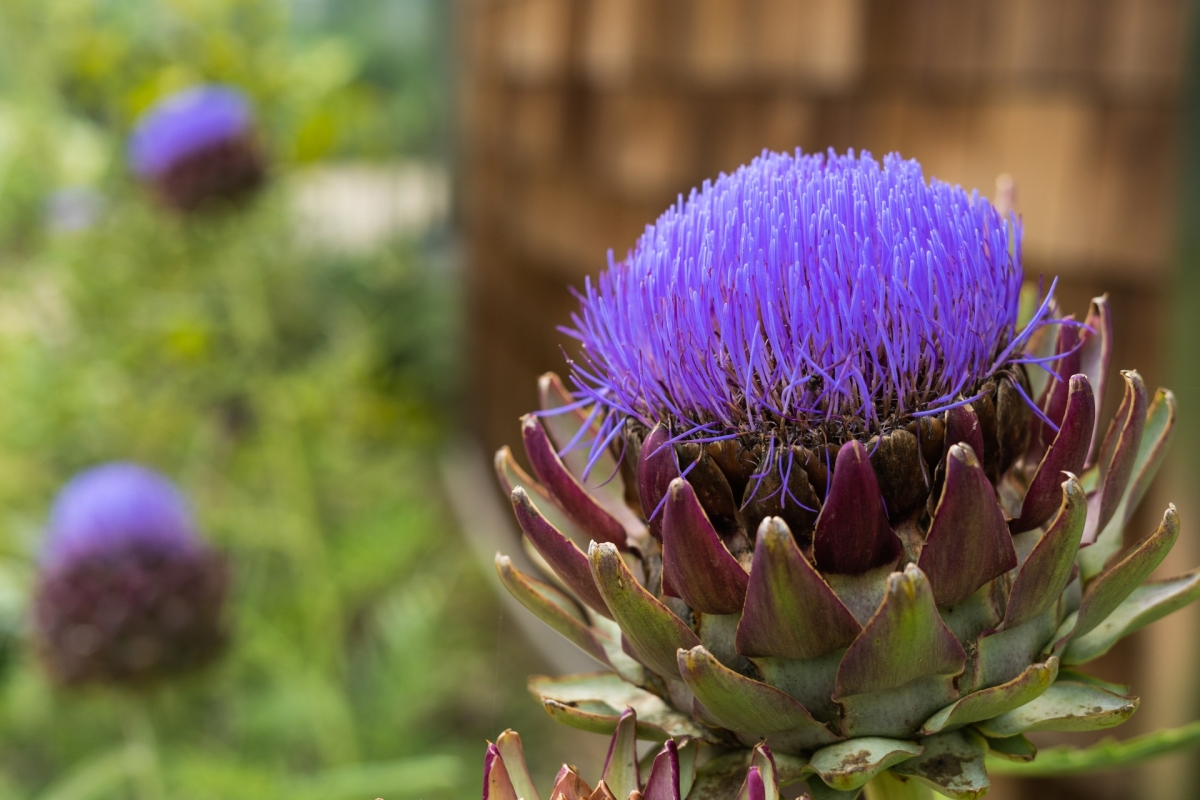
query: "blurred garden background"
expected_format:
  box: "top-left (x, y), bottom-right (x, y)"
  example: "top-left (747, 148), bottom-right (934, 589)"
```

top-left (2, 1), bottom-right (1200, 799)
top-left (0, 1), bottom-right (584, 798)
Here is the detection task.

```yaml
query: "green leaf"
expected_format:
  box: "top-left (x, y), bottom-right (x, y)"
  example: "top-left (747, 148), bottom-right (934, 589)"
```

top-left (921, 658), bottom-right (1058, 734)
top-left (1064, 568), bottom-right (1200, 664)
top-left (973, 680), bottom-right (1138, 737)
top-left (982, 734), bottom-right (1036, 763)
top-left (679, 645), bottom-right (840, 753)
top-left (986, 718), bottom-right (1200, 776)
top-left (34, 745), bottom-right (151, 800)
top-left (688, 752), bottom-right (757, 800)
top-left (285, 755), bottom-right (463, 799)
top-left (753, 649), bottom-right (843, 724)
top-left (971, 605), bottom-right (1059, 692)
top-left (891, 730), bottom-right (989, 799)
top-left (495, 446), bottom-right (589, 547)
top-left (589, 541), bottom-right (701, 679)
top-left (807, 738), bottom-right (923, 791)
top-left (602, 710), bottom-right (640, 800)
top-left (496, 731), bottom-right (540, 800)
top-left (529, 672), bottom-right (710, 741)
top-left (804, 778), bottom-right (862, 800)
top-left (1072, 505), bottom-right (1179, 639)
top-left (835, 565), bottom-right (966, 698)
top-left (495, 554), bottom-right (613, 667)
top-left (1079, 388), bottom-right (1176, 580)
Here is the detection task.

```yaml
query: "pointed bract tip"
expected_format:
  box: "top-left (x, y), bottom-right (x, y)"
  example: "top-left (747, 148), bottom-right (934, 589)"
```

top-left (947, 441), bottom-right (980, 468)
top-left (537, 372), bottom-right (557, 401)
top-left (483, 742), bottom-right (518, 800)
top-left (588, 540), bottom-right (611, 559)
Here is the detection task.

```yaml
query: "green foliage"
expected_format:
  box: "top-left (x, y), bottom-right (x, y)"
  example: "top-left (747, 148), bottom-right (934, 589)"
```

top-left (0, 186), bottom-right (487, 798)
top-left (987, 719), bottom-right (1200, 777)
top-left (0, 1), bottom-right (568, 797)
top-left (0, 0), bottom-right (430, 201)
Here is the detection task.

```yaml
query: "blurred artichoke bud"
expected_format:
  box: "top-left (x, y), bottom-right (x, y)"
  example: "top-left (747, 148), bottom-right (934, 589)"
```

top-left (128, 84), bottom-right (266, 213)
top-left (33, 463), bottom-right (228, 687)
top-left (484, 709), bottom-right (795, 800)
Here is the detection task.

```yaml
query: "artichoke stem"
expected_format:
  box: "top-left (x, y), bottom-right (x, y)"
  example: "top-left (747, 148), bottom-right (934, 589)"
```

top-left (862, 771), bottom-right (937, 800)
top-left (122, 695), bottom-right (164, 800)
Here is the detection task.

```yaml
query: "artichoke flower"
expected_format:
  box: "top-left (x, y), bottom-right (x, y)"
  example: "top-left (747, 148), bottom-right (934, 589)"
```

top-left (485, 708), bottom-right (790, 800)
top-left (33, 463), bottom-right (228, 687)
top-left (128, 84), bottom-right (266, 213)
top-left (492, 151), bottom-right (1195, 798)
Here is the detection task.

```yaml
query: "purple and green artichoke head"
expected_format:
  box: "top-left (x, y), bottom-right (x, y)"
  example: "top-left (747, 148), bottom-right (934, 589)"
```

top-left (33, 462), bottom-right (228, 688)
top-left (128, 84), bottom-right (265, 213)
top-left (493, 150), bottom-right (1193, 798)
top-left (484, 709), bottom-right (791, 800)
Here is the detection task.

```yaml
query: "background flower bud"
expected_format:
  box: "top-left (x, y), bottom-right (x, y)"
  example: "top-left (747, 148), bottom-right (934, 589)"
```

top-left (127, 84), bottom-right (266, 213)
top-left (33, 463), bottom-right (228, 688)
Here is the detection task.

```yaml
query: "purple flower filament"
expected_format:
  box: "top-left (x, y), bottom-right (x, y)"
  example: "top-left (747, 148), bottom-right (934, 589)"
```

top-left (563, 149), bottom-right (1048, 466)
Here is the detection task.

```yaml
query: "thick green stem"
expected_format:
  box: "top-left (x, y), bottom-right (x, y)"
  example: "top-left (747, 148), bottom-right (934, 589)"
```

top-left (863, 772), bottom-right (934, 800)
top-left (122, 696), bottom-right (164, 800)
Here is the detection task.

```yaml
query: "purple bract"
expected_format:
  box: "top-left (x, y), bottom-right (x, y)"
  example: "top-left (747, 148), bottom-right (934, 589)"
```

top-left (127, 85), bottom-right (254, 178)
top-left (564, 149), bottom-right (1052, 465)
top-left (43, 462), bottom-right (200, 571)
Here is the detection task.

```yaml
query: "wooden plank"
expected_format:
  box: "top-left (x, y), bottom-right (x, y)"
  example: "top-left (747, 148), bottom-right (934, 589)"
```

top-left (498, 0), bottom-right (574, 85)
top-left (754, 0), bottom-right (867, 90)
top-left (588, 89), bottom-right (698, 201)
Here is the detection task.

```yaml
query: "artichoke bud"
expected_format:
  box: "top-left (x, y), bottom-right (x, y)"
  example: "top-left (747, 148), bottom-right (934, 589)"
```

top-left (128, 85), bottom-right (266, 213)
top-left (493, 151), bottom-right (1196, 797)
top-left (32, 463), bottom-right (228, 688)
top-left (483, 710), bottom-right (790, 800)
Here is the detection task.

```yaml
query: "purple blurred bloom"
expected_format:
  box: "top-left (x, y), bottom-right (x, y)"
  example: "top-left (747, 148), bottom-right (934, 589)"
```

top-left (127, 85), bottom-right (254, 178)
top-left (34, 462), bottom-right (227, 687)
top-left (565, 149), bottom-right (1049, 457)
top-left (43, 462), bottom-right (200, 571)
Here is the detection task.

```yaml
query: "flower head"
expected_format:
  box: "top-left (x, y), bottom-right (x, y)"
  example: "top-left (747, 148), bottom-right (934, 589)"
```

top-left (43, 462), bottom-right (200, 570)
top-left (128, 85), bottom-right (254, 178)
top-left (567, 150), bottom-right (1044, 458)
top-left (33, 463), bottom-right (228, 687)
top-left (127, 84), bottom-right (265, 212)
top-left (491, 150), bottom-right (1196, 795)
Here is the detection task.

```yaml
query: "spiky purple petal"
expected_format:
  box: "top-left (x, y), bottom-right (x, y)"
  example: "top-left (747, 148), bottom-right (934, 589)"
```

top-left (566, 149), bottom-right (1037, 457)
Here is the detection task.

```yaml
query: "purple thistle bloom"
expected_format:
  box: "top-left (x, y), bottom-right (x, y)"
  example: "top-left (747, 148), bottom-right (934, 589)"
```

top-left (127, 85), bottom-right (254, 178)
top-left (492, 147), bottom-right (1193, 789)
top-left (564, 149), bottom-right (1050, 464)
top-left (34, 462), bottom-right (228, 687)
top-left (43, 462), bottom-right (200, 571)
top-left (127, 84), bottom-right (265, 213)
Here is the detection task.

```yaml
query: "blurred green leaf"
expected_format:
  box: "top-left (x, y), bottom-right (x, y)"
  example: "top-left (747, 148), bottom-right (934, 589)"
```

top-left (988, 719), bottom-right (1200, 776)
top-left (0, 2), bottom-right (571, 797)
top-left (287, 755), bottom-right (463, 799)
top-left (34, 744), bottom-right (149, 800)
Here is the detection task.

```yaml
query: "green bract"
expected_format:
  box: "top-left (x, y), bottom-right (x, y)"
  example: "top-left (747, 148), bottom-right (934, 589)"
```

top-left (494, 294), bottom-right (1196, 799)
